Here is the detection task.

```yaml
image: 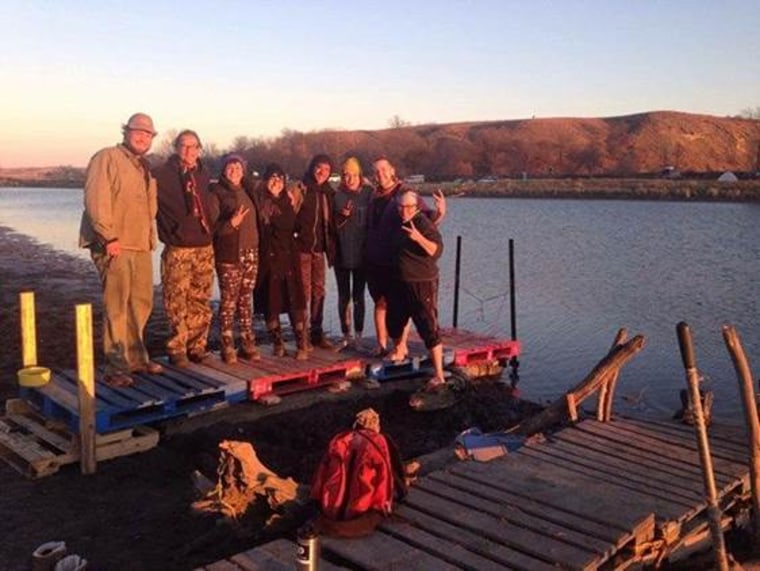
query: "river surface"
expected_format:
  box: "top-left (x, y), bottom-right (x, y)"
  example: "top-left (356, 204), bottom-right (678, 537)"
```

top-left (2, 186), bottom-right (759, 420)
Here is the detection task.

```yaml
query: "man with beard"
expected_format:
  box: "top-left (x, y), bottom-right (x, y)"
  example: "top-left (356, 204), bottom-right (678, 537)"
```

top-left (79, 113), bottom-right (163, 387)
top-left (153, 129), bottom-right (218, 367)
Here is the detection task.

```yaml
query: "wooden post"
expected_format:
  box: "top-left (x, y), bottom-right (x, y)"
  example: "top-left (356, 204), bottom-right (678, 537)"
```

top-left (597, 328), bottom-right (628, 421)
top-left (76, 304), bottom-right (97, 475)
top-left (722, 324), bottom-right (760, 548)
top-left (677, 322), bottom-right (729, 571)
top-left (515, 334), bottom-right (645, 436)
top-left (19, 291), bottom-right (37, 367)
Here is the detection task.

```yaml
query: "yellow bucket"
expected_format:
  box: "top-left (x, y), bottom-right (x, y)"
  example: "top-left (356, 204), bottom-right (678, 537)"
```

top-left (17, 366), bottom-right (51, 387)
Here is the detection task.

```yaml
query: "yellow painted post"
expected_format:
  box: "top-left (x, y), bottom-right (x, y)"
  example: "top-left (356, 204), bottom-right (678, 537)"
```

top-left (19, 291), bottom-right (37, 367)
top-left (76, 304), bottom-right (97, 475)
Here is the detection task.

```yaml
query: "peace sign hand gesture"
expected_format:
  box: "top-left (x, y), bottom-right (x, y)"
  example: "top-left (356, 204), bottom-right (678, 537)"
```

top-left (231, 205), bottom-right (250, 229)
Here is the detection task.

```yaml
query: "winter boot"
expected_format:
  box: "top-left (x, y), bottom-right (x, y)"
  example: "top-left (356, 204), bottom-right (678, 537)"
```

top-left (240, 332), bottom-right (260, 361)
top-left (221, 333), bottom-right (237, 364)
top-left (268, 320), bottom-right (286, 357)
top-left (294, 322), bottom-right (309, 361)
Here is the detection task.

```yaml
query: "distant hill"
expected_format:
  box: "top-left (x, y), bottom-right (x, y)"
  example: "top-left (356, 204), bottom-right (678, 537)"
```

top-left (2, 111), bottom-right (759, 185)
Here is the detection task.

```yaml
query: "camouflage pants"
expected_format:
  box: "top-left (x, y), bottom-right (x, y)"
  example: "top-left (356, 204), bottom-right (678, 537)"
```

top-left (216, 249), bottom-right (259, 343)
top-left (161, 244), bottom-right (215, 358)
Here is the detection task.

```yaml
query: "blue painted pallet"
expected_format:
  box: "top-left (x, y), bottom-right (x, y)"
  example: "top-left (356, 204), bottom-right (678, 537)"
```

top-left (19, 363), bottom-right (247, 433)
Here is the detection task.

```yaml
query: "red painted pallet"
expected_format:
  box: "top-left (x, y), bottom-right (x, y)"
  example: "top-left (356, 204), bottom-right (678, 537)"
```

top-left (249, 357), bottom-right (363, 400)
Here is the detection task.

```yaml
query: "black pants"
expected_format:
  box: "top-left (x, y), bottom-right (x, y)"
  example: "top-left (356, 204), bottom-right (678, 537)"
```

top-left (334, 266), bottom-right (367, 335)
top-left (387, 278), bottom-right (441, 349)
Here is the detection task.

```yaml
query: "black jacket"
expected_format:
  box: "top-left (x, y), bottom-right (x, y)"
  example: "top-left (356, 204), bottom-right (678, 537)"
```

top-left (153, 155), bottom-right (216, 247)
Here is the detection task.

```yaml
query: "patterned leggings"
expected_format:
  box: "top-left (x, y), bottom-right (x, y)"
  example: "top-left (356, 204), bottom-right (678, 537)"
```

top-left (216, 249), bottom-right (259, 339)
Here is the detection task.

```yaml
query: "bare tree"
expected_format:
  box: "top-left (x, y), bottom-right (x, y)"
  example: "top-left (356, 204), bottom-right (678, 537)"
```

top-left (388, 115), bottom-right (411, 129)
top-left (740, 106), bottom-right (760, 120)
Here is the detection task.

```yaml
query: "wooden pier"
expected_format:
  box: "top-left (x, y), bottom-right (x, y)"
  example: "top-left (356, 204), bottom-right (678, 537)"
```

top-left (2, 327), bottom-right (517, 477)
top-left (198, 416), bottom-right (751, 570)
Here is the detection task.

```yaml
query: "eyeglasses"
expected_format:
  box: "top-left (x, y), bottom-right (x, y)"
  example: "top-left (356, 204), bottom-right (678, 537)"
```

top-left (178, 144), bottom-right (200, 150)
top-left (398, 204), bottom-right (417, 209)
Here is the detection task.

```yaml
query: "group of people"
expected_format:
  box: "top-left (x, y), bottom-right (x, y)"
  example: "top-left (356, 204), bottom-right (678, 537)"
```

top-left (79, 112), bottom-right (448, 391)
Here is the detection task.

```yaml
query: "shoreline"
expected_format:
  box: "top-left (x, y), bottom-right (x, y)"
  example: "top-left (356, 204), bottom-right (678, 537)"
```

top-left (4, 177), bottom-right (760, 203)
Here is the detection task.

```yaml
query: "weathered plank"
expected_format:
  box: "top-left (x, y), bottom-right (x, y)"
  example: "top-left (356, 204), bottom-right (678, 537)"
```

top-left (554, 424), bottom-right (737, 486)
top-left (428, 470), bottom-right (632, 545)
top-left (393, 505), bottom-right (558, 571)
top-left (380, 520), bottom-right (515, 570)
top-left (403, 487), bottom-right (600, 569)
top-left (255, 538), bottom-right (348, 570)
top-left (522, 440), bottom-right (706, 505)
top-left (614, 418), bottom-right (749, 461)
top-left (580, 421), bottom-right (749, 475)
top-left (416, 477), bottom-right (615, 557)
top-left (544, 437), bottom-right (713, 501)
top-left (515, 447), bottom-right (695, 514)
top-left (450, 455), bottom-right (660, 532)
top-left (321, 528), bottom-right (462, 570)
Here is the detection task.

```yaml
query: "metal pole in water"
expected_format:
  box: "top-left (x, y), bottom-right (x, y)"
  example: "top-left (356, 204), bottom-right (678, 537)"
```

top-left (509, 239), bottom-right (516, 341)
top-left (453, 235), bottom-right (462, 328)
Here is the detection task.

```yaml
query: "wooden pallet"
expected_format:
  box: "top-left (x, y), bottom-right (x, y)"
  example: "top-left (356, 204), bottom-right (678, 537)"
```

top-left (193, 538), bottom-right (349, 571)
top-left (0, 400), bottom-right (158, 479)
top-left (195, 348), bottom-right (364, 401)
top-left (19, 362), bottom-right (243, 433)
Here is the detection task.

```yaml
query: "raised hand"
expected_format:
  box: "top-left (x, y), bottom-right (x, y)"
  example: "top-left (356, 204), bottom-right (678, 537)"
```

top-left (433, 189), bottom-right (446, 222)
top-left (231, 205), bottom-right (250, 229)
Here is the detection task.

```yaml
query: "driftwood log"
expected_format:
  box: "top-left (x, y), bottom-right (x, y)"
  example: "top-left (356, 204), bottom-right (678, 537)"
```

top-left (597, 328), bottom-right (628, 421)
top-left (722, 324), bottom-right (760, 550)
top-left (513, 334), bottom-right (645, 437)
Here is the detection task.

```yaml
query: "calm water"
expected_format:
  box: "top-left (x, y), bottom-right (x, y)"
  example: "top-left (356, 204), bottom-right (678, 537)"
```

top-left (2, 187), bottom-right (760, 419)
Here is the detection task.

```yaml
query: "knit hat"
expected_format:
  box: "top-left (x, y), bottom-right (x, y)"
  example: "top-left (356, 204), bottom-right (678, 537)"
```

top-left (262, 163), bottom-right (286, 182)
top-left (221, 153), bottom-right (246, 172)
top-left (342, 156), bottom-right (362, 176)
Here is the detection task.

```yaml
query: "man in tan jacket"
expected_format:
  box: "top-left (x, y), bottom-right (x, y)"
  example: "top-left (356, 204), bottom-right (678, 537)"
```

top-left (79, 113), bottom-right (163, 386)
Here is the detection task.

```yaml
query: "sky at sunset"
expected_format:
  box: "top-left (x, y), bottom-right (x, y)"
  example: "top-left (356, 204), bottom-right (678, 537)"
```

top-left (1, 0), bottom-right (759, 168)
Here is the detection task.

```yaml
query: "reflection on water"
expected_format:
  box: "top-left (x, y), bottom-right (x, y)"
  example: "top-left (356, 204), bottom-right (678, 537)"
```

top-left (3, 187), bottom-right (760, 419)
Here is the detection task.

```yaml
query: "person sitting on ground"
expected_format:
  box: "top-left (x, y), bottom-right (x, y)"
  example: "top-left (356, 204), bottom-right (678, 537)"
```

top-left (387, 189), bottom-right (446, 391)
top-left (332, 156), bottom-right (373, 349)
top-left (210, 154), bottom-right (260, 364)
top-left (153, 129), bottom-right (218, 367)
top-left (256, 164), bottom-right (308, 360)
top-left (79, 112), bottom-right (163, 387)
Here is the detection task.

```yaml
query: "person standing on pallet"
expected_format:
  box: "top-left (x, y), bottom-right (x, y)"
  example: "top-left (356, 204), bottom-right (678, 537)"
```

top-left (388, 189), bottom-right (446, 391)
top-left (332, 156), bottom-right (373, 350)
top-left (366, 156), bottom-right (446, 358)
top-left (154, 129), bottom-right (218, 368)
top-left (256, 164), bottom-right (309, 360)
top-left (210, 154), bottom-right (260, 363)
top-left (79, 113), bottom-right (163, 387)
top-left (293, 154), bottom-right (336, 350)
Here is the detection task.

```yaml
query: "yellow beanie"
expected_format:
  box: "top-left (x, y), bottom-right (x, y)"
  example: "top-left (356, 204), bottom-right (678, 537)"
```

top-left (342, 156), bottom-right (362, 176)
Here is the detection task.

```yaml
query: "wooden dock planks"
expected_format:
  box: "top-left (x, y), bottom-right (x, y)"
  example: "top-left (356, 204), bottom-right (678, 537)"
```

top-left (204, 416), bottom-right (751, 570)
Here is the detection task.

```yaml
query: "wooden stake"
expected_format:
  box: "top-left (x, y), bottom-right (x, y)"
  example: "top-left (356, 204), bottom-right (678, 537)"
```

top-left (76, 304), bottom-right (97, 475)
top-left (677, 321), bottom-right (729, 571)
top-left (722, 324), bottom-right (760, 548)
top-left (19, 291), bottom-right (37, 367)
top-left (597, 328), bottom-right (628, 421)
